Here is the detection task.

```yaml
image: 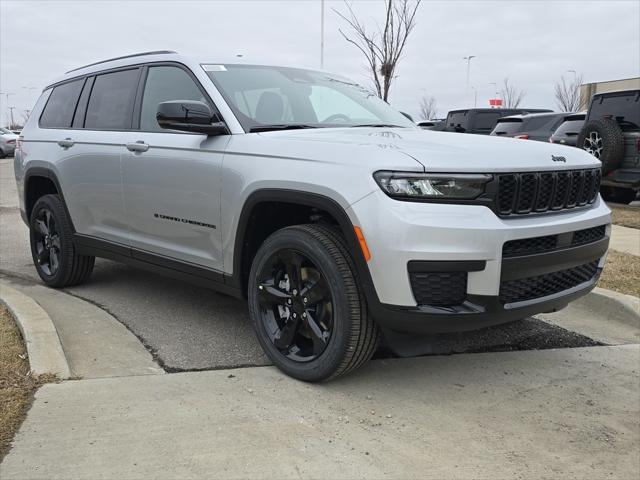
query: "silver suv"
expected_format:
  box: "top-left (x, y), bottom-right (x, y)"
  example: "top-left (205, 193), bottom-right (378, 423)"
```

top-left (15, 51), bottom-right (611, 381)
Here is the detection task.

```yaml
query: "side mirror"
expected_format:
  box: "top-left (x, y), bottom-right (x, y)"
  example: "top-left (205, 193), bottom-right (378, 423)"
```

top-left (156, 100), bottom-right (228, 135)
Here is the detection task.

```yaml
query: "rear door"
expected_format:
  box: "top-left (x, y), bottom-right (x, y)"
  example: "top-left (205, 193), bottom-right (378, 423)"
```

top-left (40, 69), bottom-right (140, 245)
top-left (121, 64), bottom-right (229, 271)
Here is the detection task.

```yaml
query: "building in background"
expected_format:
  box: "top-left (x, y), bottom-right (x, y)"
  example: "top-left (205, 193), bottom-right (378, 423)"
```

top-left (580, 77), bottom-right (640, 109)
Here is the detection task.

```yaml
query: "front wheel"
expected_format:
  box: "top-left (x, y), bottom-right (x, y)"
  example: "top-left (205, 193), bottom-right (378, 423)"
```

top-left (248, 224), bottom-right (379, 382)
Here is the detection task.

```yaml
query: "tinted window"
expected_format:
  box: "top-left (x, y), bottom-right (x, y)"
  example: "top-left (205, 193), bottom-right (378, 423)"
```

top-left (446, 111), bottom-right (468, 131)
top-left (140, 66), bottom-right (210, 131)
top-left (85, 69), bottom-right (139, 130)
top-left (525, 116), bottom-right (554, 131)
top-left (554, 119), bottom-right (585, 136)
top-left (492, 120), bottom-right (523, 135)
top-left (589, 93), bottom-right (640, 131)
top-left (40, 79), bottom-right (84, 128)
top-left (474, 112), bottom-right (502, 130)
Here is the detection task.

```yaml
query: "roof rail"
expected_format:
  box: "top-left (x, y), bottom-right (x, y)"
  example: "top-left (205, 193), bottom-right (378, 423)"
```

top-left (66, 50), bottom-right (178, 74)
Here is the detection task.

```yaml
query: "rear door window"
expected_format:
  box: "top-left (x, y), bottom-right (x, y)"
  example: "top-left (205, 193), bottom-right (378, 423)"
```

top-left (85, 69), bottom-right (140, 130)
top-left (589, 93), bottom-right (640, 131)
top-left (39, 79), bottom-right (85, 128)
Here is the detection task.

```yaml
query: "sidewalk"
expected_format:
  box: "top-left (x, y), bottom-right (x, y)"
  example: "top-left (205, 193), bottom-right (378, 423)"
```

top-left (1, 345), bottom-right (639, 480)
top-left (610, 224), bottom-right (640, 256)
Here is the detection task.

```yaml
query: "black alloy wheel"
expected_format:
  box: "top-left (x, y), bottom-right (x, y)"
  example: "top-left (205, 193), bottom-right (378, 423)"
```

top-left (32, 207), bottom-right (62, 276)
top-left (256, 249), bottom-right (333, 362)
top-left (248, 224), bottom-right (380, 382)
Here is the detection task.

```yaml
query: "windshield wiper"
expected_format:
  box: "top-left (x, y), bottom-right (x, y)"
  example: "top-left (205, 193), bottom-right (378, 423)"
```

top-left (249, 124), bottom-right (319, 133)
top-left (350, 123), bottom-right (405, 128)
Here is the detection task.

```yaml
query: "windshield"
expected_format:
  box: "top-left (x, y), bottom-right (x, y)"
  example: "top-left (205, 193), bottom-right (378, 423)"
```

top-left (204, 64), bottom-right (415, 132)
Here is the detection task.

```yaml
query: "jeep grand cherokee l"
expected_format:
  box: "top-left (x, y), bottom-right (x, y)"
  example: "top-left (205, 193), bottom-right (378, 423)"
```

top-left (14, 51), bottom-right (611, 381)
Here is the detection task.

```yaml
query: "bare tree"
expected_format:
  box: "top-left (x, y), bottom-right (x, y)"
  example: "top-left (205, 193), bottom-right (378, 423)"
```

top-left (554, 73), bottom-right (583, 112)
top-left (335, 0), bottom-right (422, 102)
top-left (20, 109), bottom-right (31, 124)
top-left (419, 95), bottom-right (437, 120)
top-left (500, 78), bottom-right (526, 108)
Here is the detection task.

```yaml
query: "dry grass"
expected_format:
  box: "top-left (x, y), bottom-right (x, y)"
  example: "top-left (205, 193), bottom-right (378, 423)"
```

top-left (599, 250), bottom-right (640, 298)
top-left (0, 304), bottom-right (54, 460)
top-left (608, 204), bottom-right (640, 230)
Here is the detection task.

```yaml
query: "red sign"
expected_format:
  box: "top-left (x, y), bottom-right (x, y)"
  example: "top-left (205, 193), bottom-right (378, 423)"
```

top-left (489, 98), bottom-right (503, 107)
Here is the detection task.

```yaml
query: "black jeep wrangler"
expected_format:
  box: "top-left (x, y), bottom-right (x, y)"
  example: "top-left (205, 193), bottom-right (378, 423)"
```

top-left (578, 89), bottom-right (640, 204)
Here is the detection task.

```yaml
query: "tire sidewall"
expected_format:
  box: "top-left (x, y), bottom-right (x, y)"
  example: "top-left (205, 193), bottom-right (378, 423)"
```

top-left (248, 228), bottom-right (358, 382)
top-left (29, 195), bottom-right (72, 286)
top-left (578, 119), bottom-right (624, 174)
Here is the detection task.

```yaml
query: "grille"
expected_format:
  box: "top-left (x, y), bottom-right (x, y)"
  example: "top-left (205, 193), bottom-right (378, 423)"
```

top-left (502, 235), bottom-right (558, 257)
top-left (410, 271), bottom-right (467, 307)
top-left (572, 225), bottom-right (606, 246)
top-left (499, 261), bottom-right (599, 304)
top-left (497, 168), bottom-right (600, 216)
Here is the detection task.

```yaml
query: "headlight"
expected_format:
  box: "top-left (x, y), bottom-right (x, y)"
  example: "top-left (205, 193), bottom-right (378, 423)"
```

top-left (374, 171), bottom-right (492, 200)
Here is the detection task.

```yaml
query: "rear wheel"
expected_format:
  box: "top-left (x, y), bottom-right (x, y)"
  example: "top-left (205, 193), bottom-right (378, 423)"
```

top-left (29, 194), bottom-right (95, 287)
top-left (248, 224), bottom-right (379, 382)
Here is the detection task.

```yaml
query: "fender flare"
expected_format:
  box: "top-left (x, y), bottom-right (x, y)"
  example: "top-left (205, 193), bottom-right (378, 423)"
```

top-left (228, 188), bottom-right (375, 295)
top-left (23, 166), bottom-right (75, 231)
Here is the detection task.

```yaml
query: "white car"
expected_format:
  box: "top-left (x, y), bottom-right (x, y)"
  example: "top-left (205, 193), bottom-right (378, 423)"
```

top-left (15, 51), bottom-right (611, 381)
top-left (0, 127), bottom-right (18, 158)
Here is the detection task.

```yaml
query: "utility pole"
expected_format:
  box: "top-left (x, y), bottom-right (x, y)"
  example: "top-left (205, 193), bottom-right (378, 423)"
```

top-left (463, 56), bottom-right (475, 95)
top-left (320, 0), bottom-right (325, 69)
top-left (8, 106), bottom-right (16, 129)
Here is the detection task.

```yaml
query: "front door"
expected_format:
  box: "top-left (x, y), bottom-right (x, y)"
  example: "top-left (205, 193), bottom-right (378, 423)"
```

top-left (121, 64), bottom-right (229, 271)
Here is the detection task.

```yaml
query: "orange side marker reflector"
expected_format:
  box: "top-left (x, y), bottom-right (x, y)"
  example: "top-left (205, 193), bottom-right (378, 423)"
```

top-left (354, 226), bottom-right (371, 262)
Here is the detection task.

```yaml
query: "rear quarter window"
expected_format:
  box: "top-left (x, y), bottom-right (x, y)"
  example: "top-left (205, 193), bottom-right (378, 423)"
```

top-left (39, 79), bottom-right (85, 128)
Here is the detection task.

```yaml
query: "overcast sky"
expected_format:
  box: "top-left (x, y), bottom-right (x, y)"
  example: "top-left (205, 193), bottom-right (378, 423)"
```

top-left (1, 0), bottom-right (639, 126)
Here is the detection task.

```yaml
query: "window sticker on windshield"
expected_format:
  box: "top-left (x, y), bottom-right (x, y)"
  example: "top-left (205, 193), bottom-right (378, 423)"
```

top-left (202, 64), bottom-right (227, 72)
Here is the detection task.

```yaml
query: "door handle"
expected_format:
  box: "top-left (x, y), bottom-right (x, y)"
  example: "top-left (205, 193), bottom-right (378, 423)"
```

top-left (57, 138), bottom-right (74, 148)
top-left (126, 141), bottom-right (149, 153)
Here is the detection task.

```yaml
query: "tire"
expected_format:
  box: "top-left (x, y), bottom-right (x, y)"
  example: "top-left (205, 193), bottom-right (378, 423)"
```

top-left (577, 119), bottom-right (624, 174)
top-left (29, 194), bottom-right (95, 288)
top-left (601, 186), bottom-right (637, 204)
top-left (248, 224), bottom-right (380, 382)
top-left (0, 149), bottom-right (6, 159)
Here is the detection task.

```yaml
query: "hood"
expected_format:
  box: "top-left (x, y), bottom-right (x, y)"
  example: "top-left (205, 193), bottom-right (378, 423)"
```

top-left (254, 127), bottom-right (601, 173)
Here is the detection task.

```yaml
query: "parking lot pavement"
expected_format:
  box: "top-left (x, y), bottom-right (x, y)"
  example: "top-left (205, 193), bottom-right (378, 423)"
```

top-left (2, 345), bottom-right (639, 479)
top-left (1, 158), bottom-right (638, 372)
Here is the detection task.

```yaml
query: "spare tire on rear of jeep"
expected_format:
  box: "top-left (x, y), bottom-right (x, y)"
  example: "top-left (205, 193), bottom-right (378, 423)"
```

top-left (577, 118), bottom-right (624, 174)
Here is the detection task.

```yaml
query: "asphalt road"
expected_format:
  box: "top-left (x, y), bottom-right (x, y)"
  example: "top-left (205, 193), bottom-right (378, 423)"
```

top-left (0, 158), bottom-right (628, 371)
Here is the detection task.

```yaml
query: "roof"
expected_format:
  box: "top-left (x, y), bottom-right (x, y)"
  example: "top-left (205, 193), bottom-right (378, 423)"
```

top-left (497, 112), bottom-right (567, 121)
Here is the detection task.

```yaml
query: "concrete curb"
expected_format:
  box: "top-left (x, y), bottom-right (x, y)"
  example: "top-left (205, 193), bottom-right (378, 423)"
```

top-left (593, 287), bottom-right (640, 318)
top-left (0, 281), bottom-right (71, 378)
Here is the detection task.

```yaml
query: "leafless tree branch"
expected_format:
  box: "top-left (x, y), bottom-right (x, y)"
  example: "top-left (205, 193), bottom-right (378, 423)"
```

top-left (334, 0), bottom-right (421, 102)
top-left (554, 73), bottom-right (583, 112)
top-left (419, 95), bottom-right (437, 120)
top-left (500, 78), bottom-right (526, 108)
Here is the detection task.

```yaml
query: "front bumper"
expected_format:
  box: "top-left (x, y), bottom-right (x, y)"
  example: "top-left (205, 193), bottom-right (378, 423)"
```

top-left (348, 190), bottom-right (611, 334)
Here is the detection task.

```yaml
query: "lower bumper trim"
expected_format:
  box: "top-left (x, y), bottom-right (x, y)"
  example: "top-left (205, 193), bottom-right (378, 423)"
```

top-left (365, 271), bottom-right (600, 335)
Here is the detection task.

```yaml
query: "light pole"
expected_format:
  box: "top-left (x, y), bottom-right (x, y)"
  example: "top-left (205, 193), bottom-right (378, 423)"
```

top-left (463, 56), bottom-right (475, 95)
top-left (320, 0), bottom-right (325, 69)
top-left (471, 86), bottom-right (478, 108)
